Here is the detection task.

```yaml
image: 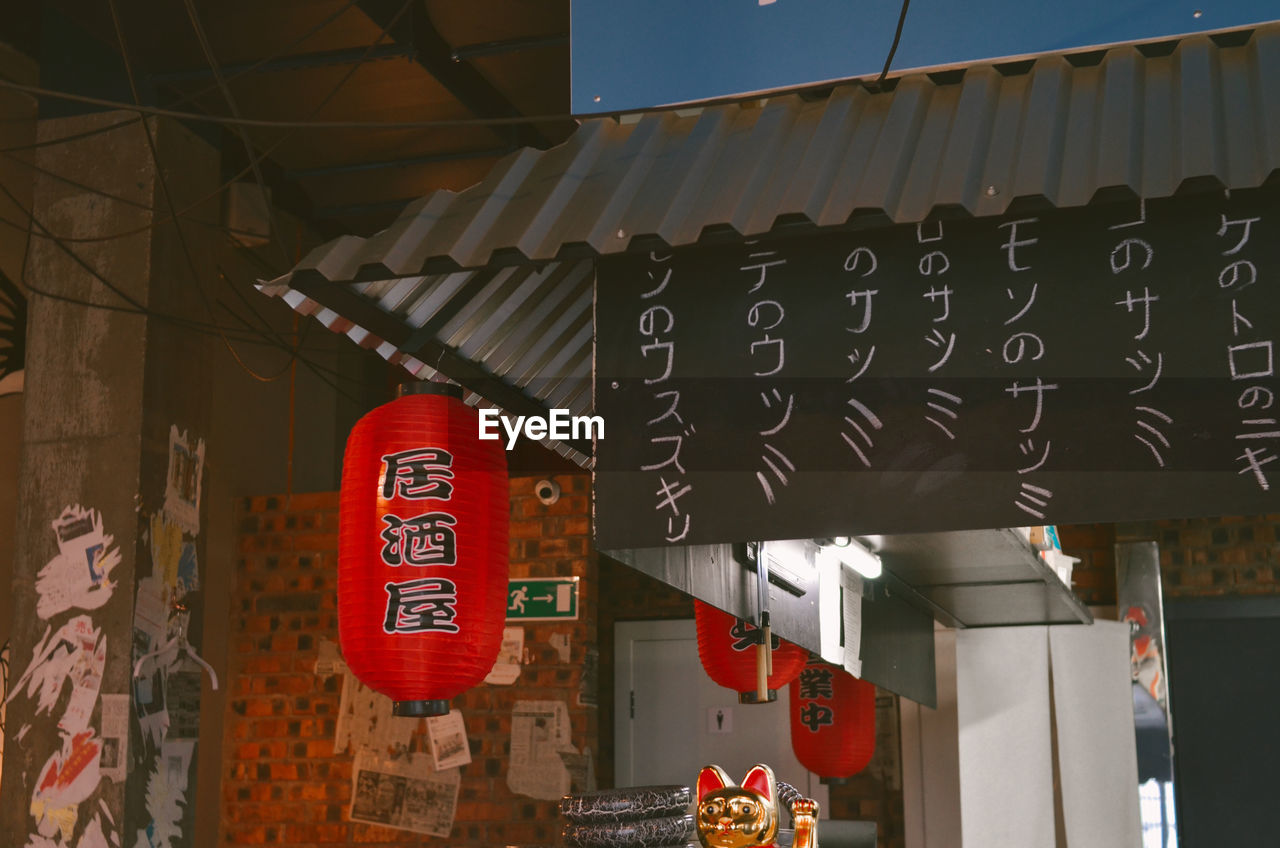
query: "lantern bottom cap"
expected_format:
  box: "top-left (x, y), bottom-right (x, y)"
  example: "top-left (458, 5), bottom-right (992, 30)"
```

top-left (819, 776), bottom-right (851, 785)
top-left (738, 689), bottom-right (777, 705)
top-left (393, 699), bottom-right (451, 717)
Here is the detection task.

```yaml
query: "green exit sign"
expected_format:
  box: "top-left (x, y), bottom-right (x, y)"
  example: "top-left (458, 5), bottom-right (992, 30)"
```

top-left (506, 577), bottom-right (579, 621)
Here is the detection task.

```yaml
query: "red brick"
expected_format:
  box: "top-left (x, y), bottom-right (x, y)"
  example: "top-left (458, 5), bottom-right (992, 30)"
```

top-left (242, 656), bottom-right (288, 675)
top-left (225, 826), bottom-right (267, 844)
top-left (509, 476), bottom-right (538, 495)
top-left (287, 491), bottom-right (341, 511)
top-left (292, 532), bottom-right (339, 551)
top-left (284, 824), bottom-right (348, 843)
top-left (228, 481), bottom-right (598, 848)
top-left (509, 518), bottom-right (542, 538)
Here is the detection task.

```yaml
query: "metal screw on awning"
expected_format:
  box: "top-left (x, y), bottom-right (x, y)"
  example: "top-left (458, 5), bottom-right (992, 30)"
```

top-left (985, 185), bottom-right (999, 197)
top-left (616, 229), bottom-right (626, 238)
top-left (594, 95), bottom-right (602, 102)
top-left (1193, 9), bottom-right (1203, 17)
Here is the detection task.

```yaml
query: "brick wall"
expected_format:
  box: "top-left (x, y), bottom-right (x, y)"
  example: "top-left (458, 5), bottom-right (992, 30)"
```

top-left (223, 475), bottom-right (596, 847)
top-left (1060, 514), bottom-right (1280, 605)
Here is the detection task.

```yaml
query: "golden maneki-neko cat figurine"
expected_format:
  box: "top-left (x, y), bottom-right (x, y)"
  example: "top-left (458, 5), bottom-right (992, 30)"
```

top-left (695, 764), bottom-right (819, 848)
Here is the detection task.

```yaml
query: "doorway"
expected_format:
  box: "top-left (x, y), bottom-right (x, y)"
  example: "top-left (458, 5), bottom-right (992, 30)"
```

top-left (613, 619), bottom-right (826, 804)
top-left (1165, 596), bottom-right (1280, 845)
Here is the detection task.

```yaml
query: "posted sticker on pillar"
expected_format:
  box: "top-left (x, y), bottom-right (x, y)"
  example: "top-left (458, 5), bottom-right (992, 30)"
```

top-left (339, 381), bottom-right (509, 717)
top-left (694, 600), bottom-right (806, 704)
top-left (789, 659), bottom-right (875, 783)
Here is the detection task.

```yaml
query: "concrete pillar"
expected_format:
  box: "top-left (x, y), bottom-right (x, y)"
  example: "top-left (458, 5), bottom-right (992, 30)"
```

top-left (0, 112), bottom-right (219, 848)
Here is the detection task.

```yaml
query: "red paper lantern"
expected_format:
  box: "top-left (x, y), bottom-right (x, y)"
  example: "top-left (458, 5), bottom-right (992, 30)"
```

top-left (338, 382), bottom-right (508, 717)
top-left (789, 658), bottom-right (876, 782)
top-left (694, 600), bottom-right (807, 704)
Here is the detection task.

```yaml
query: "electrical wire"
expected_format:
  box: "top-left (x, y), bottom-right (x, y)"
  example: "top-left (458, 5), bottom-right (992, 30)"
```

top-left (179, 0), bottom-right (415, 272)
top-left (0, 177), bottom-right (364, 400)
top-left (0, 0), bottom-right (412, 392)
top-left (873, 0), bottom-right (913, 91)
top-left (0, 0), bottom-right (367, 155)
top-left (106, 0), bottom-right (373, 397)
top-left (0, 0), bottom-right (919, 396)
top-left (173, 0), bottom-right (414, 373)
top-left (0, 0), bottom-right (414, 248)
top-left (108, 0), bottom-right (275, 378)
top-left (0, 77), bottom-right (568, 130)
top-left (0, 31), bottom-right (932, 135)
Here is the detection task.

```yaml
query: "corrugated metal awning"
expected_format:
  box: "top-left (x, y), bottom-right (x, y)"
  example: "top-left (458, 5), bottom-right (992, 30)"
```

top-left (259, 23), bottom-right (1280, 464)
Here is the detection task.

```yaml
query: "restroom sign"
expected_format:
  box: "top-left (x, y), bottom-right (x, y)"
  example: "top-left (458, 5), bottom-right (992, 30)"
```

top-left (506, 577), bottom-right (579, 621)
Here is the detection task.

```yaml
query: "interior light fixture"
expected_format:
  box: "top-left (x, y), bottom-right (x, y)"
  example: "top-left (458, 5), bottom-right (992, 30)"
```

top-left (816, 536), bottom-right (882, 580)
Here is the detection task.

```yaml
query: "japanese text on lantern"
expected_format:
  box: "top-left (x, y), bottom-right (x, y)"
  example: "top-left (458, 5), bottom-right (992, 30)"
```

top-left (638, 251), bottom-right (697, 542)
top-left (379, 448), bottom-right (460, 634)
top-left (729, 618), bottom-right (782, 652)
top-left (1216, 202), bottom-right (1276, 490)
top-left (796, 665), bottom-right (835, 732)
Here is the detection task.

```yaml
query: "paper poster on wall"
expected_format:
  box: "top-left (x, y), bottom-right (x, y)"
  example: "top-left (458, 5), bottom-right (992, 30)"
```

top-left (132, 637), bottom-right (169, 751)
top-left (58, 626), bottom-right (105, 735)
top-left (35, 506), bottom-right (121, 620)
top-left (426, 710), bottom-right (472, 771)
top-left (508, 700), bottom-right (573, 800)
top-left (334, 671), bottom-right (417, 755)
top-left (99, 694), bottom-right (129, 783)
top-left (149, 515), bottom-right (183, 596)
top-left (350, 750), bottom-right (460, 837)
top-left (313, 638), bottom-right (348, 676)
top-left (138, 739), bottom-right (195, 848)
top-left (841, 571), bottom-right (864, 679)
top-left (175, 544), bottom-right (199, 599)
top-left (133, 578), bottom-right (167, 648)
top-left (483, 627), bottom-right (524, 686)
top-left (78, 814), bottom-right (111, 848)
top-left (165, 669), bottom-right (202, 740)
top-left (31, 729), bottom-right (103, 838)
top-left (558, 746), bottom-right (596, 793)
top-left (6, 616), bottom-right (101, 717)
top-left (163, 425), bottom-right (205, 535)
top-left (549, 632), bottom-right (571, 663)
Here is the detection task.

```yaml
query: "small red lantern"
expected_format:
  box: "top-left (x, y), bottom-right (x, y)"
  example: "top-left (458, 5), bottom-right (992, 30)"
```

top-left (789, 658), bottom-right (876, 783)
top-left (694, 600), bottom-right (807, 704)
top-left (338, 382), bottom-right (508, 717)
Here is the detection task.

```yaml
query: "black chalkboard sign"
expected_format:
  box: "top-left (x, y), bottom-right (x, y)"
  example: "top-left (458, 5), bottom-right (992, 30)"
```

top-left (593, 187), bottom-right (1280, 550)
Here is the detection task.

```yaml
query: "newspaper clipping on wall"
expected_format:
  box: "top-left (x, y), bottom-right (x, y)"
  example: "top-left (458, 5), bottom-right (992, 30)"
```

top-left (350, 750), bottom-right (461, 837)
top-left (508, 699), bottom-right (575, 800)
top-left (426, 709), bottom-right (472, 771)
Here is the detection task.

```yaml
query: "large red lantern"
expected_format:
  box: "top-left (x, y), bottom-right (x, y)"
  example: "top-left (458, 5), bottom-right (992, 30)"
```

top-left (694, 600), bottom-right (807, 703)
top-left (789, 659), bottom-right (876, 782)
top-left (338, 382), bottom-right (508, 717)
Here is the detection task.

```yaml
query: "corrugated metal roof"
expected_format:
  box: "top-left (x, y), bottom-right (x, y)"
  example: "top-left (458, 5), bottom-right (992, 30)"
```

top-left (259, 24), bottom-right (1280, 464)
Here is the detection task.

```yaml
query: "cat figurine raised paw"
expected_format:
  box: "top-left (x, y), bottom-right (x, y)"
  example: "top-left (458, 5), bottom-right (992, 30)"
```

top-left (695, 763), bottom-right (819, 848)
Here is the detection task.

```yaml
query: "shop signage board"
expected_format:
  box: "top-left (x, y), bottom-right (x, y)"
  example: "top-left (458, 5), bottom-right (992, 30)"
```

top-left (571, 0), bottom-right (1277, 114)
top-left (506, 577), bottom-right (579, 621)
top-left (593, 186), bottom-right (1279, 550)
